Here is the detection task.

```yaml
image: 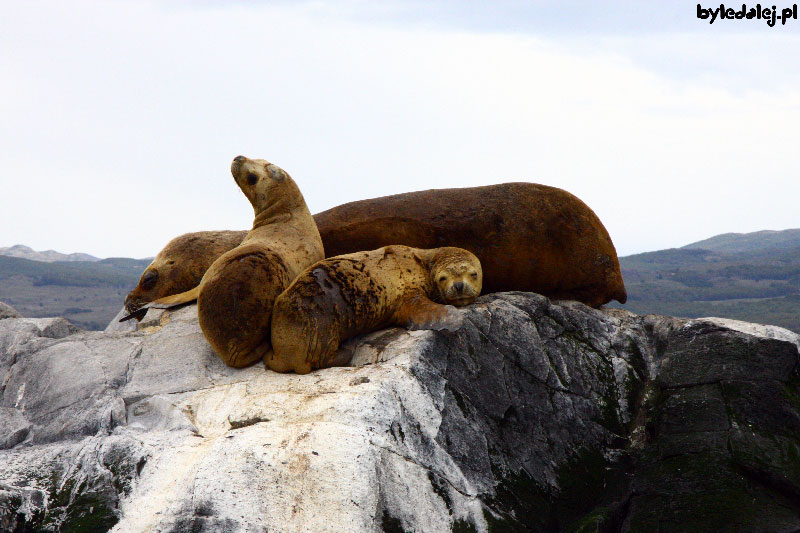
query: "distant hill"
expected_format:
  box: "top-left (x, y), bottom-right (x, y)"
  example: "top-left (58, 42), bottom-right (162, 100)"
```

top-left (0, 244), bottom-right (100, 263)
top-left (613, 229), bottom-right (800, 333)
top-left (683, 228), bottom-right (800, 254)
top-left (0, 255), bottom-right (150, 330)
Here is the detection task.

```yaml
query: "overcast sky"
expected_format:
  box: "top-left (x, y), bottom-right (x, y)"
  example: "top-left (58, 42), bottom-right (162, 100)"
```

top-left (1, 0), bottom-right (799, 259)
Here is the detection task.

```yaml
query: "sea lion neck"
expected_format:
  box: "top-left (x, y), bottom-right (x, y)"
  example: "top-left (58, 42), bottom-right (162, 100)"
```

top-left (251, 181), bottom-right (308, 229)
top-left (406, 248), bottom-right (439, 298)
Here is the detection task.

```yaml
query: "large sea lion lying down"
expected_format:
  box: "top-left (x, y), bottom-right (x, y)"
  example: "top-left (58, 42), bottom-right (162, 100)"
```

top-left (126, 156), bottom-right (323, 368)
top-left (314, 183), bottom-right (626, 307)
top-left (268, 245), bottom-right (482, 374)
top-left (125, 182), bottom-right (626, 313)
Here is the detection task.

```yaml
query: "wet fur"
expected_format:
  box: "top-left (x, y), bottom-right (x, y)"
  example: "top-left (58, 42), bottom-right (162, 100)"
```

top-left (125, 183), bottom-right (625, 313)
top-left (268, 246), bottom-right (481, 374)
top-left (314, 183), bottom-right (626, 307)
top-left (134, 156), bottom-right (323, 369)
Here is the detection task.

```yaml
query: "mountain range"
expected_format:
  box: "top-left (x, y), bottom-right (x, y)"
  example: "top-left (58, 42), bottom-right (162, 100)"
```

top-left (1, 228), bottom-right (799, 331)
top-left (683, 228), bottom-right (800, 254)
top-left (0, 244), bottom-right (101, 263)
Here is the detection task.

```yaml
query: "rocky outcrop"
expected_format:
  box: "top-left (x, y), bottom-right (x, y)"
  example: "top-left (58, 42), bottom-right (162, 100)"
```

top-left (0, 301), bottom-right (21, 320)
top-left (0, 293), bottom-right (798, 532)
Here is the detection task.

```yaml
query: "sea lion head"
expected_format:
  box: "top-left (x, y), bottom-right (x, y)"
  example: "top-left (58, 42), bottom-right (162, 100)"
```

top-left (124, 231), bottom-right (246, 314)
top-left (125, 239), bottom-right (193, 314)
top-left (124, 238), bottom-right (200, 314)
top-left (429, 247), bottom-right (482, 307)
top-left (230, 155), bottom-right (296, 215)
top-left (125, 265), bottom-right (162, 313)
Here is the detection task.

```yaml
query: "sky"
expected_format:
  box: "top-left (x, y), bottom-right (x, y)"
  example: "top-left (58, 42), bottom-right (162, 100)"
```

top-left (1, 0), bottom-right (799, 259)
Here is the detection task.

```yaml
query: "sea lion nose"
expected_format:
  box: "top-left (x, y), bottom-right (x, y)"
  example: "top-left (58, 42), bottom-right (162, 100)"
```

top-left (453, 281), bottom-right (464, 293)
top-left (233, 155), bottom-right (246, 163)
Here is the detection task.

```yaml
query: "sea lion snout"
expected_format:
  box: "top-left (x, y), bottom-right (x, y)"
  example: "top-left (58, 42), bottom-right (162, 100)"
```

top-left (453, 281), bottom-right (464, 293)
top-left (231, 155), bottom-right (247, 175)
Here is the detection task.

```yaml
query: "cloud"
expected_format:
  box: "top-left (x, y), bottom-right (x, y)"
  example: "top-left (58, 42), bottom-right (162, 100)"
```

top-left (1, 0), bottom-right (798, 258)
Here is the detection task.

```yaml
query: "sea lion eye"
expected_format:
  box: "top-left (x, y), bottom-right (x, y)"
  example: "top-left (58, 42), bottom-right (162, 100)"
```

top-left (247, 173), bottom-right (259, 186)
top-left (439, 276), bottom-right (447, 282)
top-left (471, 272), bottom-right (478, 279)
top-left (141, 270), bottom-right (158, 290)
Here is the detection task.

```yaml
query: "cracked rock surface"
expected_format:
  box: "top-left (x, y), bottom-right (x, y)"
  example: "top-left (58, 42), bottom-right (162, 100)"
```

top-left (0, 292), bottom-right (799, 532)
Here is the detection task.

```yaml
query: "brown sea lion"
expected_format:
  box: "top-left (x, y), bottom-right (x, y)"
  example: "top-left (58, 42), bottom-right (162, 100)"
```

top-left (268, 245), bottom-right (482, 374)
top-left (313, 183), bottom-right (626, 307)
top-left (126, 156), bottom-right (323, 368)
top-left (124, 182), bottom-right (625, 311)
top-left (124, 231), bottom-right (247, 314)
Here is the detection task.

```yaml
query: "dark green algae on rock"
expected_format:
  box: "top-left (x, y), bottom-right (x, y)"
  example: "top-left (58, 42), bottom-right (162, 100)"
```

top-left (407, 294), bottom-right (800, 532)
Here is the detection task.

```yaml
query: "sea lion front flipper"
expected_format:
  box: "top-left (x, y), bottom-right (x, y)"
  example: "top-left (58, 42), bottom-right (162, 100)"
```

top-left (118, 286), bottom-right (200, 322)
top-left (149, 286), bottom-right (200, 308)
top-left (395, 293), bottom-right (464, 332)
top-left (119, 307), bottom-right (148, 322)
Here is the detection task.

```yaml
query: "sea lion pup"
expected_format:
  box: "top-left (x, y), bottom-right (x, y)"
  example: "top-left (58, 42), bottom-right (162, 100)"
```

top-left (314, 183), bottom-right (627, 308)
top-left (268, 245), bottom-right (482, 374)
top-left (124, 230), bottom-right (247, 314)
top-left (126, 156), bottom-right (324, 368)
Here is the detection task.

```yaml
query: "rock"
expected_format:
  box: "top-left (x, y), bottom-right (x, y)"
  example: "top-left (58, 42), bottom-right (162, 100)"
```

top-left (0, 407), bottom-right (30, 449)
top-left (697, 316), bottom-right (800, 350)
top-left (0, 301), bottom-right (21, 320)
top-left (104, 307), bottom-right (137, 333)
top-left (0, 293), bottom-right (798, 532)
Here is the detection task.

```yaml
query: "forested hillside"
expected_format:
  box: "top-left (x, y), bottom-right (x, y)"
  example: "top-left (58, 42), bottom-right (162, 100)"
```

top-left (613, 229), bottom-right (800, 333)
top-left (0, 256), bottom-right (150, 330)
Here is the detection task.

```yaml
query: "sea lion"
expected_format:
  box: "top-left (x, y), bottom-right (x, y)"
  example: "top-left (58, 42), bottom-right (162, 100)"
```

top-left (268, 245), bottom-right (482, 374)
top-left (126, 156), bottom-right (324, 368)
top-left (124, 231), bottom-right (247, 314)
top-left (313, 183), bottom-right (626, 308)
top-left (124, 182), bottom-right (626, 311)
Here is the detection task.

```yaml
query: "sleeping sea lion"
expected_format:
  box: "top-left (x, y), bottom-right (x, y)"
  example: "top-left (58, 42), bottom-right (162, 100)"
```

top-left (268, 245), bottom-right (482, 374)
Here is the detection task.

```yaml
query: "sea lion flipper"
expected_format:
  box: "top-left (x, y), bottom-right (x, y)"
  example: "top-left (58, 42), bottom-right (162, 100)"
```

top-left (119, 307), bottom-right (148, 322)
top-left (119, 286), bottom-right (200, 322)
top-left (397, 295), bottom-right (464, 332)
top-left (149, 286), bottom-right (200, 309)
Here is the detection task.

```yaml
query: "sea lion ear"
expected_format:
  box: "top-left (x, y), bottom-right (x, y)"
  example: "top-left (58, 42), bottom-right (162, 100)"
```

top-left (266, 164), bottom-right (287, 182)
